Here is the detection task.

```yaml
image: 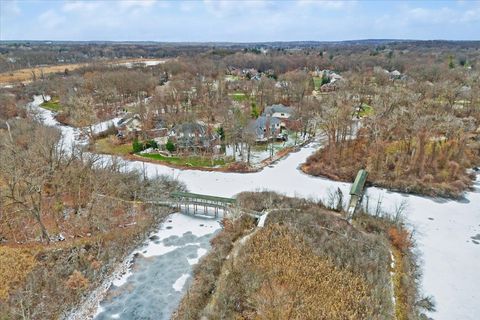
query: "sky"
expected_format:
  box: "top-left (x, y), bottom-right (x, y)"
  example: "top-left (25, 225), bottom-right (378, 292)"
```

top-left (1, 0), bottom-right (479, 42)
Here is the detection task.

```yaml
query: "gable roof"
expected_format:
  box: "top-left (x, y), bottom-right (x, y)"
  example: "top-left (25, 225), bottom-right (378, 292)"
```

top-left (171, 122), bottom-right (207, 136)
top-left (248, 116), bottom-right (281, 137)
top-left (263, 104), bottom-right (294, 117)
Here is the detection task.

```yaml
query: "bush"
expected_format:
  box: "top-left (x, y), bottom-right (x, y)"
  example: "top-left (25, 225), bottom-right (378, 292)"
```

top-left (165, 140), bottom-right (176, 153)
top-left (388, 227), bottom-right (412, 253)
top-left (66, 270), bottom-right (89, 291)
top-left (216, 127), bottom-right (225, 141)
top-left (132, 139), bottom-right (144, 153)
top-left (144, 139), bottom-right (158, 149)
top-left (251, 103), bottom-right (259, 119)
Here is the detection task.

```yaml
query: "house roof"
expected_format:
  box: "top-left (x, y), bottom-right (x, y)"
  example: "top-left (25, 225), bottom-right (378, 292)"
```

top-left (117, 114), bottom-right (141, 127)
top-left (263, 104), bottom-right (294, 117)
top-left (248, 116), bottom-right (281, 137)
top-left (171, 122), bottom-right (207, 136)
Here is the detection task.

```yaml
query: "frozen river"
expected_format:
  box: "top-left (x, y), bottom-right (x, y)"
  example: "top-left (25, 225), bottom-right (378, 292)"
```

top-left (94, 214), bottom-right (220, 320)
top-left (29, 96), bottom-right (480, 320)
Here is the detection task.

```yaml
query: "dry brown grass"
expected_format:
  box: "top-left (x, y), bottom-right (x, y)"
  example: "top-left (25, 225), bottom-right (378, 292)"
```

top-left (212, 225), bottom-right (376, 319)
top-left (0, 58), bottom-right (168, 84)
top-left (302, 137), bottom-right (477, 198)
top-left (0, 63), bottom-right (87, 84)
top-left (0, 245), bottom-right (39, 300)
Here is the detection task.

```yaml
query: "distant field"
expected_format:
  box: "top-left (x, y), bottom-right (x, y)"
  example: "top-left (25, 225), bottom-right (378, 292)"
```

top-left (0, 58), bottom-right (168, 84)
top-left (0, 63), bottom-right (86, 84)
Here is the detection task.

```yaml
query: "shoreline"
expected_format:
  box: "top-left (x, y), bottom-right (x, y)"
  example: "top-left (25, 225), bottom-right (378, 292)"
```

top-left (63, 212), bottom-right (172, 320)
top-left (93, 139), bottom-right (313, 174)
top-left (64, 250), bottom-right (135, 320)
top-left (299, 163), bottom-right (475, 200)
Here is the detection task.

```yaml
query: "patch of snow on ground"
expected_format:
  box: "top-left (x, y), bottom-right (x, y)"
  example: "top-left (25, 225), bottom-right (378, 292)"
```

top-left (144, 60), bottom-right (165, 66)
top-left (111, 268), bottom-right (133, 288)
top-left (89, 117), bottom-right (121, 135)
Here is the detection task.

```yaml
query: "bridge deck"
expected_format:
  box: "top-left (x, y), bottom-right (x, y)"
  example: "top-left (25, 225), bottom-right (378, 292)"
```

top-left (171, 191), bottom-right (236, 204)
top-left (171, 191), bottom-right (236, 218)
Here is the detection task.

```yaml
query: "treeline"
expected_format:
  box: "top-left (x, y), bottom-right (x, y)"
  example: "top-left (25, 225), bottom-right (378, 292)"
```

top-left (2, 40), bottom-right (480, 73)
top-left (303, 64), bottom-right (480, 198)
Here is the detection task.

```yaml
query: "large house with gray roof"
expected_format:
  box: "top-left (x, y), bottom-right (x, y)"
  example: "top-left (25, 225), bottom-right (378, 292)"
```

top-left (168, 122), bottom-right (219, 151)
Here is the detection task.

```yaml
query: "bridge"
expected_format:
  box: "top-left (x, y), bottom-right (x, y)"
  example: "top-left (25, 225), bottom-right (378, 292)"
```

top-left (347, 169), bottom-right (368, 221)
top-left (171, 191), bottom-right (237, 218)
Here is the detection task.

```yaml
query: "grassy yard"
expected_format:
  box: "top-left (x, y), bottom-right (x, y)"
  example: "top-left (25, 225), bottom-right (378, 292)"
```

top-left (41, 99), bottom-right (62, 112)
top-left (358, 103), bottom-right (374, 117)
top-left (313, 76), bottom-right (323, 90)
top-left (229, 92), bottom-right (248, 102)
top-left (139, 153), bottom-right (232, 167)
top-left (94, 137), bottom-right (132, 155)
top-left (225, 75), bottom-right (240, 82)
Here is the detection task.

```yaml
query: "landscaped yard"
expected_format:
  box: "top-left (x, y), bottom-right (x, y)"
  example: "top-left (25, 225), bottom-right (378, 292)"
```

top-left (139, 153), bottom-right (233, 167)
top-left (94, 137), bottom-right (132, 155)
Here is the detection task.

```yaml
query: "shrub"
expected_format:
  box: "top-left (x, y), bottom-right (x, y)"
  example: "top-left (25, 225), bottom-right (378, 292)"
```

top-left (66, 270), bottom-right (89, 291)
top-left (216, 127), bottom-right (225, 141)
top-left (165, 140), bottom-right (176, 153)
top-left (388, 227), bottom-right (412, 253)
top-left (144, 139), bottom-right (158, 149)
top-left (251, 103), bottom-right (259, 119)
top-left (132, 139), bottom-right (144, 153)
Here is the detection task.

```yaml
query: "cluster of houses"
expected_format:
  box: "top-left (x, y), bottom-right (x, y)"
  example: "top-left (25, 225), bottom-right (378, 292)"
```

top-left (373, 66), bottom-right (408, 81)
top-left (115, 114), bottom-right (219, 153)
top-left (114, 103), bottom-right (296, 154)
top-left (311, 69), bottom-right (344, 92)
top-left (226, 66), bottom-right (275, 81)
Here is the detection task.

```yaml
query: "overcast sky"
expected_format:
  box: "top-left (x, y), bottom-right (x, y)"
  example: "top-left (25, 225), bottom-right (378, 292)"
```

top-left (1, 0), bottom-right (479, 42)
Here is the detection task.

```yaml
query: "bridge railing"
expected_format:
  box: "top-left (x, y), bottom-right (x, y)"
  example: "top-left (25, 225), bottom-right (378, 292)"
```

top-left (171, 191), bottom-right (236, 218)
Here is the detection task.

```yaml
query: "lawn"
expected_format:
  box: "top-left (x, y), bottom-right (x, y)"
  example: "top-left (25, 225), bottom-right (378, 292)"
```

top-left (94, 137), bottom-right (132, 155)
top-left (41, 99), bottom-right (62, 112)
top-left (139, 153), bottom-right (232, 167)
top-left (225, 75), bottom-right (240, 82)
top-left (230, 92), bottom-right (248, 102)
top-left (358, 103), bottom-right (374, 117)
top-left (313, 77), bottom-right (323, 90)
